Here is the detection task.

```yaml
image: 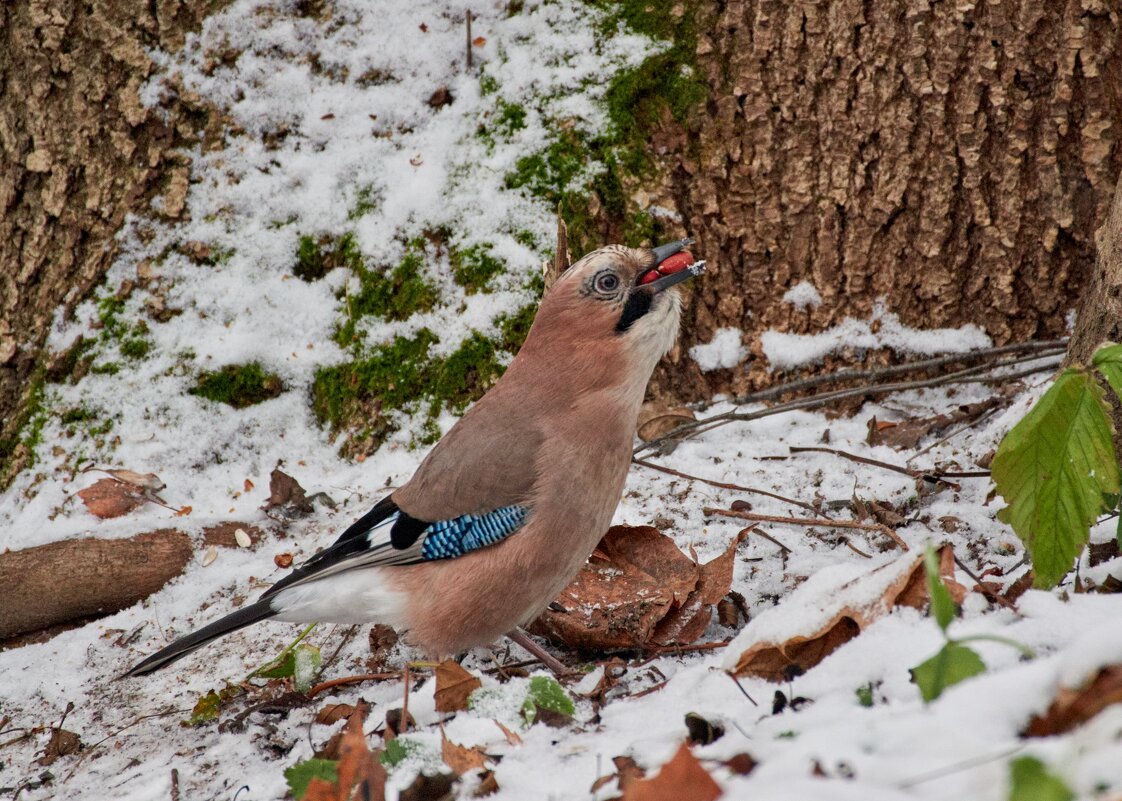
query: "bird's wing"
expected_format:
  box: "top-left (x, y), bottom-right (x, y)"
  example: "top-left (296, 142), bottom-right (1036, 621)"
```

top-left (391, 377), bottom-right (546, 520)
top-left (260, 496), bottom-right (529, 600)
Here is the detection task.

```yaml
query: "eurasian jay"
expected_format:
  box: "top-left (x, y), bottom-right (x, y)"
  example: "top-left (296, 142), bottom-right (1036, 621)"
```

top-left (126, 239), bottom-right (703, 676)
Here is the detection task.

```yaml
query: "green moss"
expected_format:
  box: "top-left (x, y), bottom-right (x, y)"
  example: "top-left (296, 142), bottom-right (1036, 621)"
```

top-left (0, 370), bottom-right (47, 468)
top-left (496, 303), bottom-right (536, 352)
top-left (450, 243), bottom-right (505, 294)
top-left (60, 407), bottom-right (97, 426)
top-left (47, 337), bottom-right (95, 383)
top-left (312, 325), bottom-right (513, 455)
top-left (294, 232), bottom-right (364, 282)
top-left (348, 184), bottom-right (379, 221)
top-left (120, 335), bottom-right (151, 360)
top-left (495, 101), bottom-right (527, 135)
top-left (91, 362), bottom-right (121, 376)
top-left (190, 363), bottom-right (284, 408)
top-left (335, 243), bottom-right (440, 346)
top-left (437, 333), bottom-right (504, 411)
top-left (501, 1), bottom-right (703, 257)
top-left (479, 71), bottom-right (499, 96)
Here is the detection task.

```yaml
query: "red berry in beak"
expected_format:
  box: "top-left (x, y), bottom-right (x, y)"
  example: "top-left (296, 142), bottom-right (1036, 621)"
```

top-left (656, 251), bottom-right (695, 275)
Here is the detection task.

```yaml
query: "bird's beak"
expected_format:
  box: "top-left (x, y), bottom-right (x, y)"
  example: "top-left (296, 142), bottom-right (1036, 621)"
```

top-left (638, 238), bottom-right (706, 293)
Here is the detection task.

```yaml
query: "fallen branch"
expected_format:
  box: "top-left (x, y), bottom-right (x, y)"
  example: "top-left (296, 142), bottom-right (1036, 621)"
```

top-left (788, 446), bottom-right (991, 480)
top-left (637, 346), bottom-right (1064, 456)
top-left (306, 672), bottom-right (399, 699)
top-left (731, 339), bottom-right (1067, 406)
top-left (0, 524), bottom-right (265, 640)
top-left (632, 458), bottom-right (818, 513)
top-left (705, 506), bottom-right (908, 551)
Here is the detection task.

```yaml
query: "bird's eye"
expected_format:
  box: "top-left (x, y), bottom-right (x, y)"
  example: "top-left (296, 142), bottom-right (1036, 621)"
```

top-left (595, 272), bottom-right (620, 294)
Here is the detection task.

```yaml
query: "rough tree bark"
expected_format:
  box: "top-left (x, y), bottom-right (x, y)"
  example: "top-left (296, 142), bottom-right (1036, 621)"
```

top-left (1066, 169), bottom-right (1122, 366)
top-left (643, 0), bottom-right (1122, 402)
top-left (0, 0), bottom-right (229, 484)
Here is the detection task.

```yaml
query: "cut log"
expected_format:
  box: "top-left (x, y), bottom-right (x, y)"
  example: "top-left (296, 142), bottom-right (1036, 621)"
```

top-left (0, 523), bottom-right (264, 640)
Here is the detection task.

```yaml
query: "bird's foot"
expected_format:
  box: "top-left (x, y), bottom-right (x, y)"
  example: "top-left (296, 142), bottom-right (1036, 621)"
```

top-left (506, 628), bottom-right (568, 675)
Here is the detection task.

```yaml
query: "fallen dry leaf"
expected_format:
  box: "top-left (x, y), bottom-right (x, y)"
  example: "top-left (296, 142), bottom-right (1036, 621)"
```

top-left (440, 727), bottom-right (487, 775)
top-left (472, 36), bottom-right (486, 46)
top-left (77, 478), bottom-right (149, 519)
top-left (621, 742), bottom-right (722, 801)
top-left (37, 728), bottom-right (81, 766)
top-left (1024, 665), bottom-right (1122, 736)
top-left (174, 505), bottom-right (192, 517)
top-left (275, 552), bottom-right (294, 568)
top-left (264, 468), bottom-right (313, 519)
top-left (315, 703), bottom-right (356, 726)
top-left (305, 707), bottom-right (386, 801)
top-left (728, 546), bottom-right (963, 680)
top-left (866, 399), bottom-right (1003, 450)
top-left (434, 660), bottom-right (482, 713)
top-left (493, 719), bottom-right (522, 746)
top-left (532, 526), bottom-right (740, 650)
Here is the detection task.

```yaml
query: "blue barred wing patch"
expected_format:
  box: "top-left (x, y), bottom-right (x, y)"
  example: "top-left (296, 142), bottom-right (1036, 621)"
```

top-left (420, 505), bottom-right (529, 561)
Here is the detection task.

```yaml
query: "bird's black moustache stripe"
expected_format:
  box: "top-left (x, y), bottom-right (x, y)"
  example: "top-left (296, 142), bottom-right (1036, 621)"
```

top-left (615, 290), bottom-right (652, 334)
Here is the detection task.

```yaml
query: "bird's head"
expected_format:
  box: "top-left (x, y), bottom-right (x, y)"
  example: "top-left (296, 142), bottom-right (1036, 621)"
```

top-left (532, 239), bottom-right (704, 371)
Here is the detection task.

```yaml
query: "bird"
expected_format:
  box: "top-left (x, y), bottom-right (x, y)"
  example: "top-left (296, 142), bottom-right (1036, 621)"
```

top-left (126, 238), bottom-right (704, 677)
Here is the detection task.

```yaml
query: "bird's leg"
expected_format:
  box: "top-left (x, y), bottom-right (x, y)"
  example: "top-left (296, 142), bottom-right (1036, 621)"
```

top-left (506, 628), bottom-right (567, 675)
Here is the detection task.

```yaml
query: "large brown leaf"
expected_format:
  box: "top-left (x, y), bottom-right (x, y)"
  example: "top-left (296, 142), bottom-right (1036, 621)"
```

top-left (727, 546), bottom-right (962, 680)
top-left (304, 707), bottom-right (386, 801)
top-left (433, 660), bottom-right (482, 713)
top-left (532, 526), bottom-right (740, 650)
top-left (621, 743), bottom-right (722, 801)
top-left (1024, 665), bottom-right (1122, 736)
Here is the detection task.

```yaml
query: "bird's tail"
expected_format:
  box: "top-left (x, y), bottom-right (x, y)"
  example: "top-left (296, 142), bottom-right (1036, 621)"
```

top-left (123, 600), bottom-right (277, 677)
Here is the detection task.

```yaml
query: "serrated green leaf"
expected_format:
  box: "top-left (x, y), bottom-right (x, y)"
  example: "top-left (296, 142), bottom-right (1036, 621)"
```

top-left (1008, 755), bottom-right (1074, 801)
top-left (293, 644), bottom-right (322, 693)
top-left (992, 369), bottom-right (1120, 588)
top-left (923, 546), bottom-right (956, 631)
top-left (520, 675), bottom-right (575, 724)
top-left (910, 643), bottom-right (986, 702)
top-left (284, 758), bottom-right (338, 799)
top-left (1092, 343), bottom-right (1122, 400)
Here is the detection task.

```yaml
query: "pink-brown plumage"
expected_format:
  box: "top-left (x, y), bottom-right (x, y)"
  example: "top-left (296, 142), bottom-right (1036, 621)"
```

top-left (125, 242), bottom-right (698, 677)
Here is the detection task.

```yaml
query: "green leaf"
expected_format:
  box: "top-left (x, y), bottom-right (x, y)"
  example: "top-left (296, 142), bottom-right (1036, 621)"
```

top-left (992, 369), bottom-right (1120, 588)
top-left (855, 684), bottom-right (874, 708)
top-left (1008, 756), bottom-right (1074, 801)
top-left (184, 684), bottom-right (243, 726)
top-left (252, 650), bottom-right (296, 679)
top-left (379, 737), bottom-right (419, 767)
top-left (1092, 343), bottom-right (1122, 400)
top-left (520, 675), bottom-right (575, 724)
top-left (910, 643), bottom-right (986, 702)
top-left (293, 644), bottom-right (322, 693)
top-left (284, 758), bottom-right (338, 800)
top-left (923, 546), bottom-right (956, 631)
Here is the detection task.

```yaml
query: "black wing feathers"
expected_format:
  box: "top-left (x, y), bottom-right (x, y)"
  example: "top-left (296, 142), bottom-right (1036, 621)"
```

top-left (260, 494), bottom-right (403, 601)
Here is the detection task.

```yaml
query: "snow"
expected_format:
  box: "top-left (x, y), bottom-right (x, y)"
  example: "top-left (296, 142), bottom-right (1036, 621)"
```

top-left (761, 303), bottom-right (992, 371)
top-left (2, 2), bottom-right (1120, 800)
top-left (782, 281), bottom-right (823, 310)
top-left (690, 327), bottom-right (748, 372)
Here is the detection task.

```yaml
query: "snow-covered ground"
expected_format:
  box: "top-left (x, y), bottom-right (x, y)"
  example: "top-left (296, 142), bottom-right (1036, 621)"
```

top-left (3, 2), bottom-right (1121, 799)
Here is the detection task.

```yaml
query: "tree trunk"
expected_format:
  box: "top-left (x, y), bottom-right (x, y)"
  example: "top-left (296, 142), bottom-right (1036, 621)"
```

top-left (0, 0), bottom-right (229, 484)
top-left (1066, 169), bottom-right (1122, 366)
top-left (643, 0), bottom-right (1122, 402)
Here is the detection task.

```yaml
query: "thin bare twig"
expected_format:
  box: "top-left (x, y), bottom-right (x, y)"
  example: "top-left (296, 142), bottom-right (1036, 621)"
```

top-left (637, 346), bottom-right (1064, 456)
top-left (730, 339), bottom-right (1068, 406)
top-left (401, 664), bottom-right (412, 734)
top-left (705, 506), bottom-right (908, 550)
top-left (632, 458), bottom-right (818, 512)
top-left (788, 446), bottom-right (991, 480)
top-left (951, 555), bottom-right (1015, 610)
top-left (306, 672), bottom-right (399, 699)
top-left (908, 407), bottom-right (1000, 464)
top-left (741, 525), bottom-right (792, 554)
top-left (64, 708), bottom-right (187, 781)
